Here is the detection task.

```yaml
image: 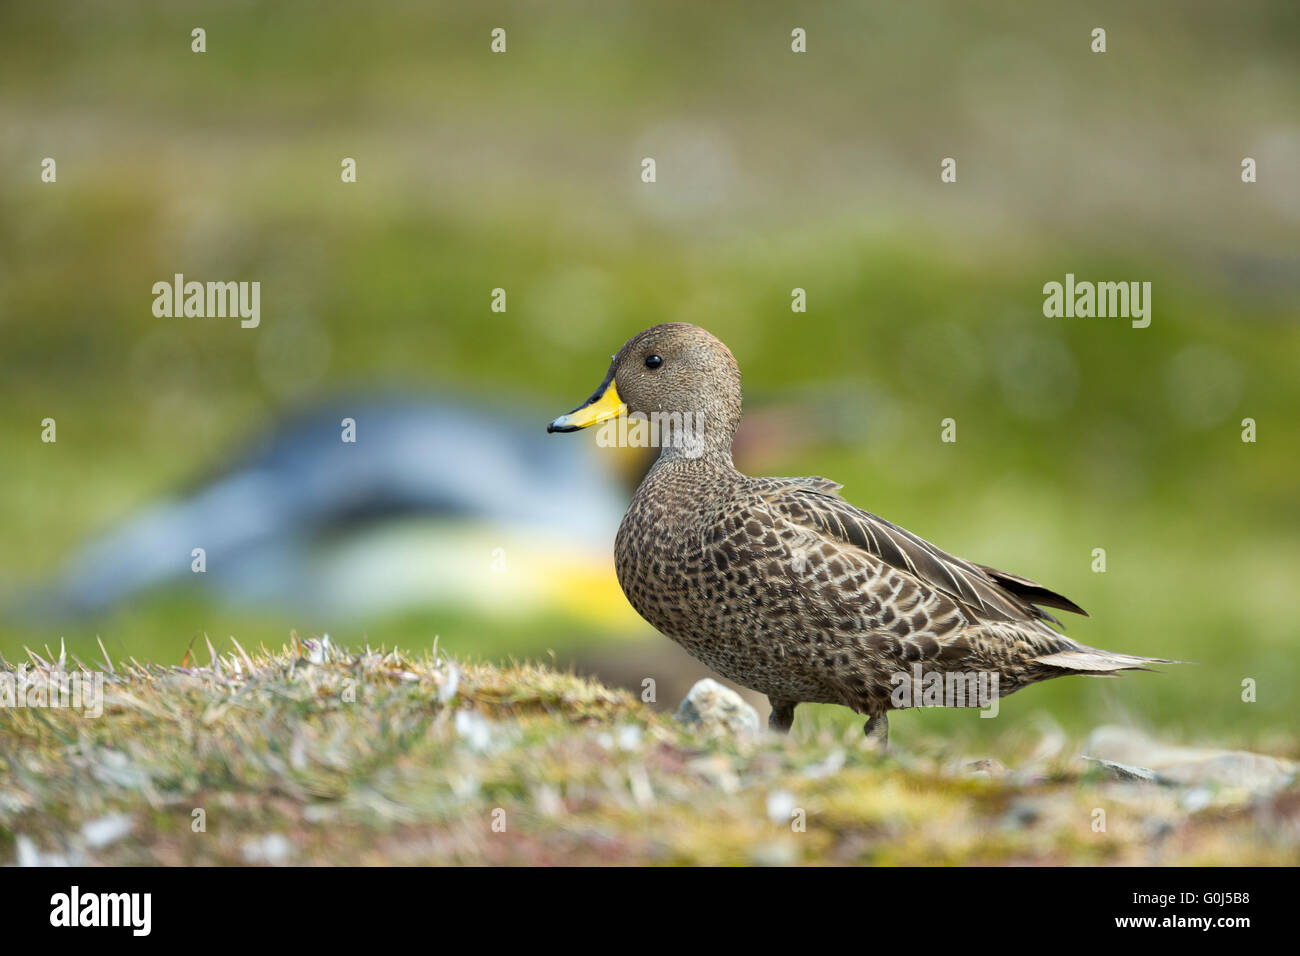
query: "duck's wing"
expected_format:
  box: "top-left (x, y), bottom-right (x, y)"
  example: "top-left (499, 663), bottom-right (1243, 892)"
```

top-left (753, 479), bottom-right (1084, 630)
top-left (971, 564), bottom-right (1087, 619)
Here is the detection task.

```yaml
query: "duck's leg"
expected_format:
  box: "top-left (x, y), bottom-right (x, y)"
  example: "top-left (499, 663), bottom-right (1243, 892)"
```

top-left (863, 713), bottom-right (889, 752)
top-left (768, 698), bottom-right (798, 734)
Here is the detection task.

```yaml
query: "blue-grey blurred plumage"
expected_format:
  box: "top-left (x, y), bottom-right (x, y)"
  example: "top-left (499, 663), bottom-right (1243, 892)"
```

top-left (26, 395), bottom-right (626, 620)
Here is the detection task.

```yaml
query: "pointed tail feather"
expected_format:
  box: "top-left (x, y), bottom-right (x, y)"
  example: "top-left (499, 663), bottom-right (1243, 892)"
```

top-left (1033, 645), bottom-right (1185, 674)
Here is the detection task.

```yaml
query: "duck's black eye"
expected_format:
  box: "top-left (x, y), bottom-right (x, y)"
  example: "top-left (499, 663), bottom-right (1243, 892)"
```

top-left (645, 354), bottom-right (663, 370)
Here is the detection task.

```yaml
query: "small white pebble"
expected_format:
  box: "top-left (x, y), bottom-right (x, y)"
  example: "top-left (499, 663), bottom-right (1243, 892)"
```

top-left (15, 836), bottom-right (40, 867)
top-left (450, 773), bottom-right (481, 801)
top-left (766, 789), bottom-right (797, 824)
top-left (14, 836), bottom-right (69, 867)
top-left (802, 749), bottom-right (846, 779)
top-left (676, 678), bottom-right (759, 736)
top-left (438, 663), bottom-right (460, 703)
top-left (534, 784), bottom-right (564, 818)
top-left (628, 764), bottom-right (654, 808)
top-left (81, 813), bottom-right (133, 849)
top-left (454, 709), bottom-right (493, 752)
top-left (241, 833), bottom-right (292, 864)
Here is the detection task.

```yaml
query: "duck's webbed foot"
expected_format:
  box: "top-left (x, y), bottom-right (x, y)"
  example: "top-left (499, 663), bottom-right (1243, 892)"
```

top-left (768, 698), bottom-right (798, 734)
top-left (863, 713), bottom-right (889, 753)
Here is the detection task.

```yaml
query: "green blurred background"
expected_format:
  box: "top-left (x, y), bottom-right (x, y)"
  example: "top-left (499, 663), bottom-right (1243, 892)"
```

top-left (1, 1), bottom-right (1297, 748)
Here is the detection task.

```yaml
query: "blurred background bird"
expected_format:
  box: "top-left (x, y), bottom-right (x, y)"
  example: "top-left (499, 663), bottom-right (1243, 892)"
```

top-left (22, 395), bottom-right (630, 620)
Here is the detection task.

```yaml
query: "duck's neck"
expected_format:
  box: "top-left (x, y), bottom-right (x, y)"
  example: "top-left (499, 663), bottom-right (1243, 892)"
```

top-left (650, 401), bottom-right (740, 464)
top-left (649, 439), bottom-right (741, 479)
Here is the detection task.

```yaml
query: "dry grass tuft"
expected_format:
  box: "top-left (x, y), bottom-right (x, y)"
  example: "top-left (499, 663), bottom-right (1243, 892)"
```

top-left (2, 638), bottom-right (1296, 865)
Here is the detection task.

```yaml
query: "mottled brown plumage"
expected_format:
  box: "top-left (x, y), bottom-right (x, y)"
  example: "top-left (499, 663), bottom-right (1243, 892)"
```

top-left (549, 323), bottom-right (1171, 747)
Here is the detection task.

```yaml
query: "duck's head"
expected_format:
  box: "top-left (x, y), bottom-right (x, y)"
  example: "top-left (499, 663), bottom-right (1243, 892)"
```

top-left (547, 323), bottom-right (742, 459)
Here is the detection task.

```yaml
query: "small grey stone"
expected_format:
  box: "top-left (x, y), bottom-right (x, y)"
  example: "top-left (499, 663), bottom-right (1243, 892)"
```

top-left (953, 757), bottom-right (1007, 778)
top-left (1083, 756), bottom-right (1162, 783)
top-left (1084, 726), bottom-right (1297, 795)
top-left (1140, 815), bottom-right (1177, 842)
top-left (675, 678), bottom-right (759, 737)
top-left (1001, 798), bottom-right (1045, 828)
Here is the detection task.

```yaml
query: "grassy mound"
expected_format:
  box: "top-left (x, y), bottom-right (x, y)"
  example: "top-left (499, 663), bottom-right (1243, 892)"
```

top-left (2, 639), bottom-right (1295, 865)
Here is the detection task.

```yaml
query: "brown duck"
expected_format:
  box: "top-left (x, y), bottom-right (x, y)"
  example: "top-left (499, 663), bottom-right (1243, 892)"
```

top-left (548, 323), bottom-right (1170, 747)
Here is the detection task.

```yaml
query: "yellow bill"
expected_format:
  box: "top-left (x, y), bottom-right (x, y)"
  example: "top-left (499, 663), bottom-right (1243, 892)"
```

top-left (547, 374), bottom-right (627, 432)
